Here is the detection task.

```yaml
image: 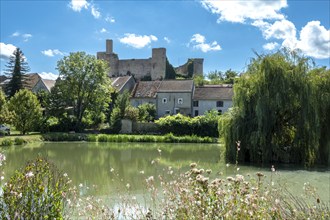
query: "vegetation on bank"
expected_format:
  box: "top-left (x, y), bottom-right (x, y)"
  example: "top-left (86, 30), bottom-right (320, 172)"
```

top-left (0, 156), bottom-right (328, 219)
top-left (219, 51), bottom-right (330, 166)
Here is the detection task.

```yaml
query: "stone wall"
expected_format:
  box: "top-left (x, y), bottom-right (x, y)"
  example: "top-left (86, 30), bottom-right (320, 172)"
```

top-left (175, 58), bottom-right (204, 77)
top-left (118, 59), bottom-right (152, 79)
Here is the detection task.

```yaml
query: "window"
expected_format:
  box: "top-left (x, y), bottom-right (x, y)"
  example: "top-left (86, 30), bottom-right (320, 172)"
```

top-left (216, 101), bottom-right (224, 107)
top-left (165, 110), bottom-right (171, 115)
top-left (178, 98), bottom-right (183, 105)
top-left (194, 110), bottom-right (199, 116)
top-left (193, 100), bottom-right (199, 107)
top-left (175, 108), bottom-right (180, 114)
top-left (162, 98), bottom-right (167, 104)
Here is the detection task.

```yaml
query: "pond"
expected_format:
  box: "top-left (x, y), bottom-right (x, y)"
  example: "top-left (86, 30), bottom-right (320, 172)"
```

top-left (2, 142), bottom-right (329, 203)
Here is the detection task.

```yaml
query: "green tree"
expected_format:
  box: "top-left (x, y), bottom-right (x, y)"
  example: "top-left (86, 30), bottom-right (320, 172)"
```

top-left (4, 48), bottom-right (30, 97)
top-left (110, 91), bottom-right (131, 133)
top-left (0, 90), bottom-right (12, 124)
top-left (138, 103), bottom-right (156, 122)
top-left (220, 51), bottom-right (324, 166)
top-left (9, 89), bottom-right (42, 134)
top-left (55, 52), bottom-right (112, 131)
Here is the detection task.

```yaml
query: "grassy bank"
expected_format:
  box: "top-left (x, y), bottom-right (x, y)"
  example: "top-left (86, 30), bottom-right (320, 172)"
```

top-left (1, 132), bottom-right (217, 146)
top-left (43, 132), bottom-right (217, 143)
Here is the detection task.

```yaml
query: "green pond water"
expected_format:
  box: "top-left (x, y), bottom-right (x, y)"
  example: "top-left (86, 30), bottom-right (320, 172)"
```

top-left (2, 142), bottom-right (330, 203)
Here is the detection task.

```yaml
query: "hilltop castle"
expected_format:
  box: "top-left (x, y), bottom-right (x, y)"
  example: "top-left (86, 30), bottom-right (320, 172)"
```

top-left (97, 39), bottom-right (203, 80)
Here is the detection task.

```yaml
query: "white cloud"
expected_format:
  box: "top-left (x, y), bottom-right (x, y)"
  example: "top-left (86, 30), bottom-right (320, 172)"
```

top-left (100, 28), bottom-right (107, 33)
top-left (39, 72), bottom-right (59, 80)
top-left (164, 37), bottom-right (171, 44)
top-left (201, 0), bottom-right (287, 23)
top-left (119, 34), bottom-right (158, 49)
top-left (105, 16), bottom-right (115, 23)
top-left (91, 5), bottom-right (101, 19)
top-left (296, 21), bottom-right (330, 59)
top-left (41, 49), bottom-right (64, 57)
top-left (22, 34), bottom-right (33, 42)
top-left (263, 42), bottom-right (279, 51)
top-left (11, 31), bottom-right (20, 37)
top-left (69, 0), bottom-right (89, 12)
top-left (0, 42), bottom-right (17, 60)
top-left (259, 19), bottom-right (296, 40)
top-left (190, 34), bottom-right (221, 53)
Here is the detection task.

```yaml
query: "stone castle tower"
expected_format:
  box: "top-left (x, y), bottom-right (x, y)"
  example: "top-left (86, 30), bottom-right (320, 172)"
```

top-left (97, 39), bottom-right (166, 80)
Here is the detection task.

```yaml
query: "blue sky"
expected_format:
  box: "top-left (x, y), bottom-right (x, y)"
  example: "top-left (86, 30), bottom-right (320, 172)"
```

top-left (1, 0), bottom-right (329, 80)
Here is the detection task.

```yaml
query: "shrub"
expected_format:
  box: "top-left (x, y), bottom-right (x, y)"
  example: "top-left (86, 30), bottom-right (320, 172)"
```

top-left (0, 157), bottom-right (69, 219)
top-left (0, 139), bottom-right (13, 146)
top-left (156, 111), bottom-right (220, 137)
top-left (14, 137), bottom-right (27, 145)
top-left (42, 132), bottom-right (86, 141)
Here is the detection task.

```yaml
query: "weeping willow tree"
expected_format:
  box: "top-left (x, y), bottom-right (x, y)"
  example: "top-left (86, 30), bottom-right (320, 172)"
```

top-left (219, 51), bottom-right (329, 166)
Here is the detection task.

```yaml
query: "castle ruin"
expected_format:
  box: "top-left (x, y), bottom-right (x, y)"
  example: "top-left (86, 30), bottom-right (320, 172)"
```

top-left (97, 39), bottom-right (203, 80)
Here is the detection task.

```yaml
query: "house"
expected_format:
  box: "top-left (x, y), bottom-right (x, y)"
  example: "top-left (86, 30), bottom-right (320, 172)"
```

top-left (32, 78), bottom-right (56, 93)
top-left (0, 73), bottom-right (55, 94)
top-left (130, 81), bottom-right (161, 107)
top-left (156, 80), bottom-right (194, 117)
top-left (111, 75), bottom-right (135, 94)
top-left (192, 85), bottom-right (233, 116)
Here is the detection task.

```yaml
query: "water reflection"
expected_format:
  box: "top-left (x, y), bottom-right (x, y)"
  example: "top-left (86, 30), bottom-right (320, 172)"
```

top-left (2, 142), bottom-right (329, 202)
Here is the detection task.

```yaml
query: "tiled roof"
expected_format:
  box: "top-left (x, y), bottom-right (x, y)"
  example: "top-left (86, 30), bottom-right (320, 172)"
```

top-left (41, 79), bottom-right (56, 92)
top-left (193, 85), bottom-right (233, 100)
top-left (25, 73), bottom-right (41, 90)
top-left (158, 80), bottom-right (193, 92)
top-left (131, 81), bottom-right (161, 98)
top-left (111, 76), bottom-right (133, 92)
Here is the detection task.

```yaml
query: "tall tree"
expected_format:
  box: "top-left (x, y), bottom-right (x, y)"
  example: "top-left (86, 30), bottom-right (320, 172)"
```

top-left (0, 90), bottom-right (13, 124)
top-left (9, 89), bottom-right (42, 134)
top-left (219, 50), bottom-right (325, 166)
top-left (4, 48), bottom-right (30, 97)
top-left (55, 52), bottom-right (112, 131)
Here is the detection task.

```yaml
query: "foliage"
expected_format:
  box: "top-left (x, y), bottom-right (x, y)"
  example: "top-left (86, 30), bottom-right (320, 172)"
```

top-left (42, 132), bottom-right (87, 141)
top-left (4, 48), bottom-right (30, 97)
top-left (0, 157), bottom-right (69, 219)
top-left (193, 74), bottom-right (205, 86)
top-left (138, 103), bottom-right (156, 122)
top-left (53, 52), bottom-right (112, 131)
top-left (14, 137), bottom-right (27, 145)
top-left (0, 139), bottom-right (13, 146)
top-left (124, 105), bottom-right (139, 121)
top-left (165, 58), bottom-right (176, 79)
top-left (187, 59), bottom-right (194, 78)
top-left (155, 112), bottom-right (220, 137)
top-left (0, 90), bottom-right (13, 124)
top-left (207, 69), bottom-right (239, 84)
top-left (8, 89), bottom-right (42, 134)
top-left (110, 91), bottom-right (131, 133)
top-left (220, 50), bottom-right (328, 166)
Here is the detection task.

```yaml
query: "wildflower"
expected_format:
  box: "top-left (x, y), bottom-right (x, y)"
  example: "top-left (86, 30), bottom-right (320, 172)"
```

top-left (25, 171), bottom-right (34, 178)
top-left (146, 176), bottom-right (154, 183)
top-left (226, 163), bottom-right (230, 167)
top-left (236, 174), bottom-right (244, 182)
top-left (0, 176), bottom-right (4, 180)
top-left (0, 153), bottom-right (6, 166)
top-left (236, 141), bottom-right (241, 151)
top-left (237, 167), bottom-right (240, 171)
top-left (139, 170), bottom-right (145, 174)
top-left (63, 173), bottom-right (68, 177)
top-left (256, 172), bottom-right (264, 177)
top-left (18, 192), bottom-right (22, 198)
top-left (126, 183), bottom-right (130, 189)
top-left (206, 169), bottom-right (212, 174)
top-left (110, 168), bottom-right (114, 173)
top-left (157, 148), bottom-right (162, 154)
top-left (190, 163), bottom-right (197, 168)
top-left (271, 165), bottom-right (275, 172)
top-left (79, 183), bottom-right (83, 188)
top-left (227, 176), bottom-right (234, 182)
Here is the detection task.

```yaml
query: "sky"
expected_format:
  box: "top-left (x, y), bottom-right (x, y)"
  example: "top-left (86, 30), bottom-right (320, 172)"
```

top-left (0, 0), bottom-right (329, 80)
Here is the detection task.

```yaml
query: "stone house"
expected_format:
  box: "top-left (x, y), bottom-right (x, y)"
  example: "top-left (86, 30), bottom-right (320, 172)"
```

top-left (192, 85), bottom-right (233, 116)
top-left (156, 80), bottom-right (194, 117)
top-left (111, 75), bottom-right (135, 94)
top-left (130, 81), bottom-right (161, 107)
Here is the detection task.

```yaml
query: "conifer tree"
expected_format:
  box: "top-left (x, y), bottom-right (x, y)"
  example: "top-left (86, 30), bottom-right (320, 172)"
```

top-left (4, 48), bottom-right (30, 97)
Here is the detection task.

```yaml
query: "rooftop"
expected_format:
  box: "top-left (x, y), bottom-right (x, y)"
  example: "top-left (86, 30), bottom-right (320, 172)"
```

top-left (158, 80), bottom-right (194, 92)
top-left (193, 85), bottom-right (233, 100)
top-left (131, 81), bottom-right (162, 98)
top-left (111, 76), bottom-right (133, 92)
